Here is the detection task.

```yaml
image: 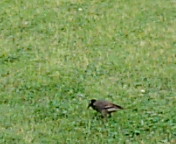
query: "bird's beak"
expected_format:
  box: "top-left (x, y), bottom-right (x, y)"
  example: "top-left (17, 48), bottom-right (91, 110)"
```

top-left (87, 104), bottom-right (91, 109)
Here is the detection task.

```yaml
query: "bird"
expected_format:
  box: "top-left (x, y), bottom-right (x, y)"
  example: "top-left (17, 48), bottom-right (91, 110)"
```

top-left (88, 99), bottom-right (123, 118)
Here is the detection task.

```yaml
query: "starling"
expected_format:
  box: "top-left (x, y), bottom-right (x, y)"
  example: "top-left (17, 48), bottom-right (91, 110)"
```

top-left (88, 99), bottom-right (123, 117)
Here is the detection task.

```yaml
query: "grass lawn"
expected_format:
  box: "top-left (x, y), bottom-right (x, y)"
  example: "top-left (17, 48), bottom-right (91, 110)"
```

top-left (0, 0), bottom-right (176, 143)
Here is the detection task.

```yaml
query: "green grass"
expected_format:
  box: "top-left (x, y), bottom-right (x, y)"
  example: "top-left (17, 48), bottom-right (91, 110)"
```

top-left (0, 0), bottom-right (176, 143)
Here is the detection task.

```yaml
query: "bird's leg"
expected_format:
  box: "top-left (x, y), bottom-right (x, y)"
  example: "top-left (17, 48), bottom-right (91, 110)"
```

top-left (108, 113), bottom-right (112, 118)
top-left (101, 110), bottom-right (108, 118)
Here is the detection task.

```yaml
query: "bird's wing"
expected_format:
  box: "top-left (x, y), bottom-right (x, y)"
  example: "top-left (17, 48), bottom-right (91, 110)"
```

top-left (104, 103), bottom-right (123, 112)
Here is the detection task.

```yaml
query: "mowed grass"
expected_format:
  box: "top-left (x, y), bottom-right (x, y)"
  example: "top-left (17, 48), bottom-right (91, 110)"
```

top-left (0, 0), bottom-right (176, 143)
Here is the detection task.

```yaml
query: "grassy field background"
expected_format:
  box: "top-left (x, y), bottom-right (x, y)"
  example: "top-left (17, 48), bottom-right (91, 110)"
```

top-left (0, 0), bottom-right (176, 143)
